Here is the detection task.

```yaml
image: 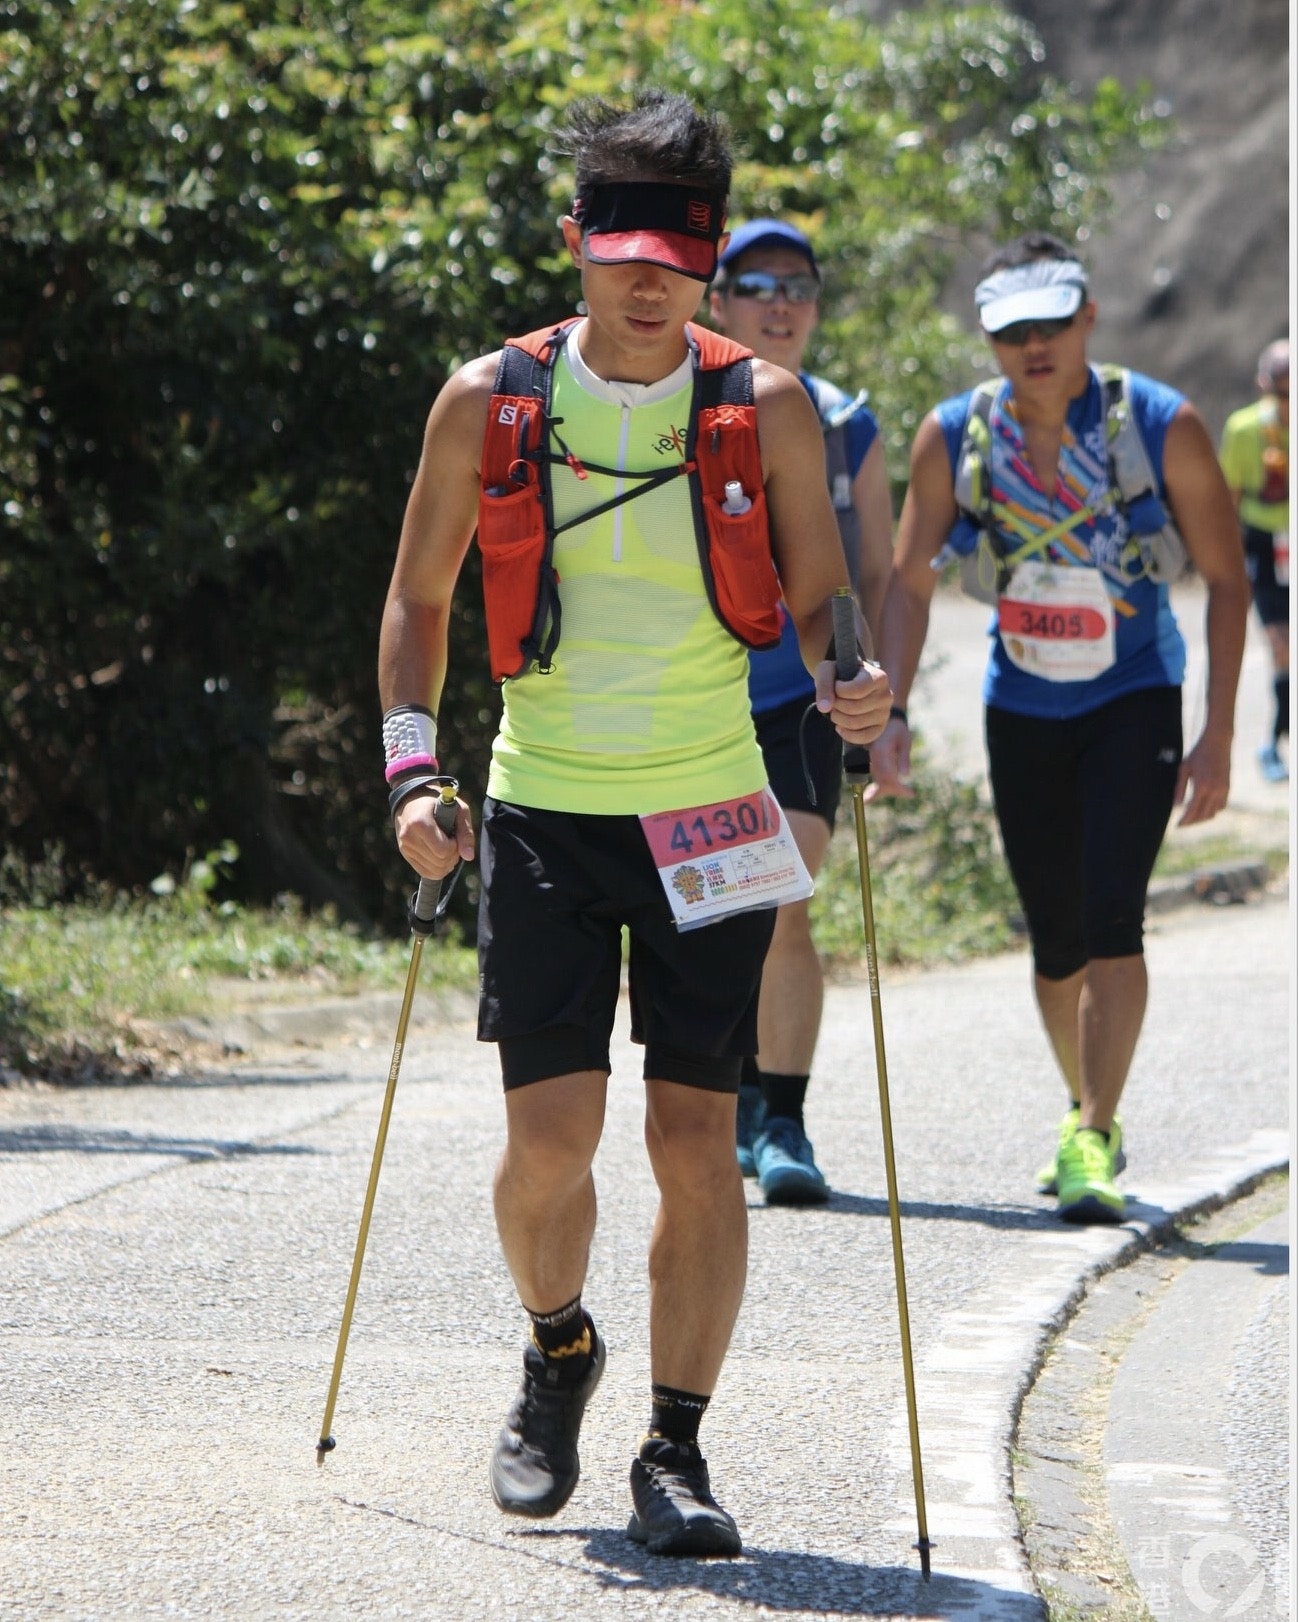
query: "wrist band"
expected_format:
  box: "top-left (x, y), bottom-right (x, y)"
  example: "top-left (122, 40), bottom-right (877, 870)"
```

top-left (383, 704), bottom-right (438, 782)
top-left (889, 705), bottom-right (909, 725)
top-left (389, 769), bottom-right (456, 819)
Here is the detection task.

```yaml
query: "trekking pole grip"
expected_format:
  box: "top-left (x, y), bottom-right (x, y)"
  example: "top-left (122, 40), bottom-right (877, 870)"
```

top-left (831, 588), bottom-right (872, 782)
top-left (408, 784), bottom-right (461, 936)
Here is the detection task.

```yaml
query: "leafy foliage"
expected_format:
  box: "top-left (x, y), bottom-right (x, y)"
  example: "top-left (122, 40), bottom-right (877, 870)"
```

top-left (0, 0), bottom-right (1158, 928)
top-left (811, 751), bottom-right (1022, 965)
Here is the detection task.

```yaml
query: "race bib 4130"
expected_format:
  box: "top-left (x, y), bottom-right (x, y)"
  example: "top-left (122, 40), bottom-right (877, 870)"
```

top-left (640, 788), bottom-right (813, 931)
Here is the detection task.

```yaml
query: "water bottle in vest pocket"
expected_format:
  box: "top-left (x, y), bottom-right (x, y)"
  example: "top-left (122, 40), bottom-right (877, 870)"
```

top-left (477, 388), bottom-right (554, 681)
top-left (696, 402), bottom-right (782, 644)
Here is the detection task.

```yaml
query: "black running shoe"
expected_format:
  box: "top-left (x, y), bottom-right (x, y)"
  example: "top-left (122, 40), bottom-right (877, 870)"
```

top-left (489, 1323), bottom-right (605, 1518)
top-left (627, 1436), bottom-right (742, 1557)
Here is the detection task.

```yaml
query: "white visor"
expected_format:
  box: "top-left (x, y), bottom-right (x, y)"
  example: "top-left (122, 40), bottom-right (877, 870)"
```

top-left (975, 259), bottom-right (1087, 333)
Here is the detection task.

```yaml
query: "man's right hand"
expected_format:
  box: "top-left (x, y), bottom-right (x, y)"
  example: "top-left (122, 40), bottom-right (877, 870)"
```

top-left (863, 716), bottom-right (915, 802)
top-left (395, 793), bottom-right (476, 879)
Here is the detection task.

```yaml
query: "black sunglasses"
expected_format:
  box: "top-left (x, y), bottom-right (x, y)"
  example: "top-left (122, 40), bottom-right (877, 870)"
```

top-left (723, 270), bottom-right (820, 305)
top-left (990, 313), bottom-right (1078, 346)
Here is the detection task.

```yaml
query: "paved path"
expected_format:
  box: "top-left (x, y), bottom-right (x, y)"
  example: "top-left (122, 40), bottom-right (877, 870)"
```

top-left (1106, 1205), bottom-right (1290, 1622)
top-left (0, 888), bottom-right (1288, 1620)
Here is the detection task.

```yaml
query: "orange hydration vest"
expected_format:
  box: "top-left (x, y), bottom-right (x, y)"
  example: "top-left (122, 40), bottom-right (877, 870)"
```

top-left (476, 320), bottom-right (783, 682)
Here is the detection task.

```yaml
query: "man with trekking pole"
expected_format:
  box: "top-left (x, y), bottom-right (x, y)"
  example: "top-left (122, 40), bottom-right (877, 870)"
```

top-left (375, 91), bottom-right (892, 1555)
top-left (709, 218), bottom-right (894, 1205)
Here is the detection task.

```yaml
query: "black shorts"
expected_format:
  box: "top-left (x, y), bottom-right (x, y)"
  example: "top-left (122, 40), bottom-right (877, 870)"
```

top-left (985, 686), bottom-right (1183, 980)
top-left (477, 798), bottom-right (777, 1092)
top-left (1242, 524), bottom-right (1290, 627)
top-left (753, 693), bottom-right (843, 830)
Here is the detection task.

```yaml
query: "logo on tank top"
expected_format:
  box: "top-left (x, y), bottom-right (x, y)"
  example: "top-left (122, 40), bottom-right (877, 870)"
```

top-left (652, 424), bottom-right (688, 456)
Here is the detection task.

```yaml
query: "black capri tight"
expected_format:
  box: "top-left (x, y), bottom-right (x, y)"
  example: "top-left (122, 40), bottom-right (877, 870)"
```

top-left (985, 686), bottom-right (1183, 981)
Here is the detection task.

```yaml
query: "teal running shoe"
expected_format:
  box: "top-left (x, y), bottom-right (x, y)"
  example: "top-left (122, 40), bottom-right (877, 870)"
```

top-left (736, 1082), bottom-right (763, 1178)
top-left (1258, 742), bottom-right (1288, 783)
top-left (754, 1117), bottom-right (829, 1205)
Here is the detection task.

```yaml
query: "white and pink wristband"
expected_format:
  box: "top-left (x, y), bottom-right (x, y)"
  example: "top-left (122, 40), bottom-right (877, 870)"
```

top-left (382, 704), bottom-right (438, 781)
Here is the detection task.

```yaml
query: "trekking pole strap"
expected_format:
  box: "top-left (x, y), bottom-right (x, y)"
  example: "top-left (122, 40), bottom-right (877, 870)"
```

top-left (408, 784), bottom-right (462, 936)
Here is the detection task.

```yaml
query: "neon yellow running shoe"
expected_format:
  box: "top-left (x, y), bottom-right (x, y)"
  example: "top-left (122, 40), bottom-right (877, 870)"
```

top-left (1056, 1127), bottom-right (1125, 1225)
top-left (1036, 1110), bottom-right (1124, 1195)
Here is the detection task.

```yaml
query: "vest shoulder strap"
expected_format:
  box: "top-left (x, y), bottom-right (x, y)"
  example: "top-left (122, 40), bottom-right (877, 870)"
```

top-left (954, 379), bottom-right (1001, 522)
top-left (1097, 363), bottom-right (1156, 501)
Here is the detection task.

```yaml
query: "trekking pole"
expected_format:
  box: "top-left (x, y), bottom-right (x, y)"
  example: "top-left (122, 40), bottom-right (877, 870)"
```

top-left (832, 589), bottom-right (932, 1579)
top-left (316, 781), bottom-right (461, 1463)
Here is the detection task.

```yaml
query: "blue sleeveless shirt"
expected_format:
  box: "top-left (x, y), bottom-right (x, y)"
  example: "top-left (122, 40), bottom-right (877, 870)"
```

top-left (935, 366), bottom-right (1187, 719)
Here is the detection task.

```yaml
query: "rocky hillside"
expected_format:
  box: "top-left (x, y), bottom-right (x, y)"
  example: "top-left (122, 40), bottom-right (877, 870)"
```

top-left (1014, 0), bottom-right (1289, 436)
top-left (868, 1), bottom-right (1290, 436)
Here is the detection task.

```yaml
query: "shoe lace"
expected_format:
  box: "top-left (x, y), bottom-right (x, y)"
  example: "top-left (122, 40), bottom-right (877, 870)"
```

top-left (764, 1117), bottom-right (812, 1161)
top-left (642, 1443), bottom-right (710, 1504)
top-left (514, 1363), bottom-right (586, 1451)
top-left (1068, 1129), bottom-right (1114, 1181)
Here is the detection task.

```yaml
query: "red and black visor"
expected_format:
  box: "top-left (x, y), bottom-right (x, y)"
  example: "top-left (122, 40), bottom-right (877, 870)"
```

top-left (572, 182), bottom-right (727, 283)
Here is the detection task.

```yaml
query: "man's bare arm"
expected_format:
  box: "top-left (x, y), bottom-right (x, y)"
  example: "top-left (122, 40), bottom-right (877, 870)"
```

top-left (753, 360), bottom-right (892, 745)
top-left (865, 412), bottom-right (956, 799)
top-left (378, 353), bottom-right (498, 875)
top-left (852, 434), bottom-right (894, 650)
top-left (1162, 403), bottom-right (1250, 826)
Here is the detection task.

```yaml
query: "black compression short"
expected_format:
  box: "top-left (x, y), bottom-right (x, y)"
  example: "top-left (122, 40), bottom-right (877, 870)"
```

top-left (753, 693), bottom-right (843, 831)
top-left (1242, 523), bottom-right (1290, 627)
top-left (985, 686), bottom-right (1182, 980)
top-left (477, 798), bottom-right (777, 1092)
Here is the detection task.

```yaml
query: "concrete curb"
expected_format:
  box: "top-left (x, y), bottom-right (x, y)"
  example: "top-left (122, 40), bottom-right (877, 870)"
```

top-left (881, 1129), bottom-right (1290, 1620)
top-left (1145, 861), bottom-right (1272, 915)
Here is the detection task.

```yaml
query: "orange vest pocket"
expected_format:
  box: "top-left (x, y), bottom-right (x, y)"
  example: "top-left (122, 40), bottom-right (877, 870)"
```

top-left (478, 482), bottom-right (549, 681)
top-left (703, 487), bottom-right (783, 643)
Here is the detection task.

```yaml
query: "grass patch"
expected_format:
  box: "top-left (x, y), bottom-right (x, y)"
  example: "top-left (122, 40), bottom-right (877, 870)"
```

top-left (0, 869), bottom-right (476, 1081)
top-left (812, 754), bottom-right (1021, 967)
top-left (1152, 829), bottom-right (1288, 879)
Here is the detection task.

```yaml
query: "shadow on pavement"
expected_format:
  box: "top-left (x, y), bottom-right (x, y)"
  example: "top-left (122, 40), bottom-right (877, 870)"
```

top-left (0, 1124), bottom-right (318, 1160)
top-left (1190, 1238), bottom-right (1288, 1274)
top-left (515, 1525), bottom-right (1040, 1616)
top-left (757, 1191), bottom-right (1058, 1232)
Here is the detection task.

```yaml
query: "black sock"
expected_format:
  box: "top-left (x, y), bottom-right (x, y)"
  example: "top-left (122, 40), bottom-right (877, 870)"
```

top-left (525, 1296), bottom-right (591, 1362)
top-left (648, 1383), bottom-right (710, 1447)
top-left (759, 1071), bottom-right (810, 1126)
top-left (1274, 673), bottom-right (1289, 743)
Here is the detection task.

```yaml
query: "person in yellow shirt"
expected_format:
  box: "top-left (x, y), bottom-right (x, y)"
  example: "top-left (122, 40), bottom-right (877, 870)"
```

top-left (1220, 339), bottom-right (1289, 781)
top-left (378, 90), bottom-right (891, 1556)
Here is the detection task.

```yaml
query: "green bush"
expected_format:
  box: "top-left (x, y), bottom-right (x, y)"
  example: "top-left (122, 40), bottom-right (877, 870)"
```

top-left (812, 755), bottom-right (1021, 966)
top-left (0, 1), bottom-right (1158, 930)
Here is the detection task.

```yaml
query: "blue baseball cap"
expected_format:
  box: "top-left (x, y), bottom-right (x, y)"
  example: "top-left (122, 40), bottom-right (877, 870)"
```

top-left (717, 219), bottom-right (818, 276)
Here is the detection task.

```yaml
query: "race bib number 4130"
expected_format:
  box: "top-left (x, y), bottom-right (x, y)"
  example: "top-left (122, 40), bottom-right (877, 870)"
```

top-left (640, 788), bottom-right (813, 932)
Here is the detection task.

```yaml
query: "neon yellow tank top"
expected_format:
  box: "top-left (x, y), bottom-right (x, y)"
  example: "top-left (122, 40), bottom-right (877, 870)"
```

top-left (487, 327), bottom-right (767, 815)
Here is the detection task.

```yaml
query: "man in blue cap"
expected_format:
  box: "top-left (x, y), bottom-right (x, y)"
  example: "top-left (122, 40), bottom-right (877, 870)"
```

top-left (710, 219), bottom-right (894, 1204)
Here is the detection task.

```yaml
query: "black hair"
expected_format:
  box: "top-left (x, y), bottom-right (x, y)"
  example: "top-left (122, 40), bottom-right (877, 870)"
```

top-left (556, 89), bottom-right (732, 200)
top-left (979, 230), bottom-right (1083, 280)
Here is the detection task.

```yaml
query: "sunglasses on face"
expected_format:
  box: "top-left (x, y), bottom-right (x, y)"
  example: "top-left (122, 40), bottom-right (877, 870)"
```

top-left (990, 314), bottom-right (1077, 346)
top-left (723, 270), bottom-right (820, 304)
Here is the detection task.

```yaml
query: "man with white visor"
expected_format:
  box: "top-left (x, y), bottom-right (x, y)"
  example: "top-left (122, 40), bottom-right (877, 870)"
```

top-left (868, 231), bottom-right (1248, 1223)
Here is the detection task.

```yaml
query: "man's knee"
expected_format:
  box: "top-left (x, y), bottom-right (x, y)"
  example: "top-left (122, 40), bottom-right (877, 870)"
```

top-left (644, 1083), bottom-right (741, 1196)
top-left (501, 1071), bottom-right (606, 1188)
